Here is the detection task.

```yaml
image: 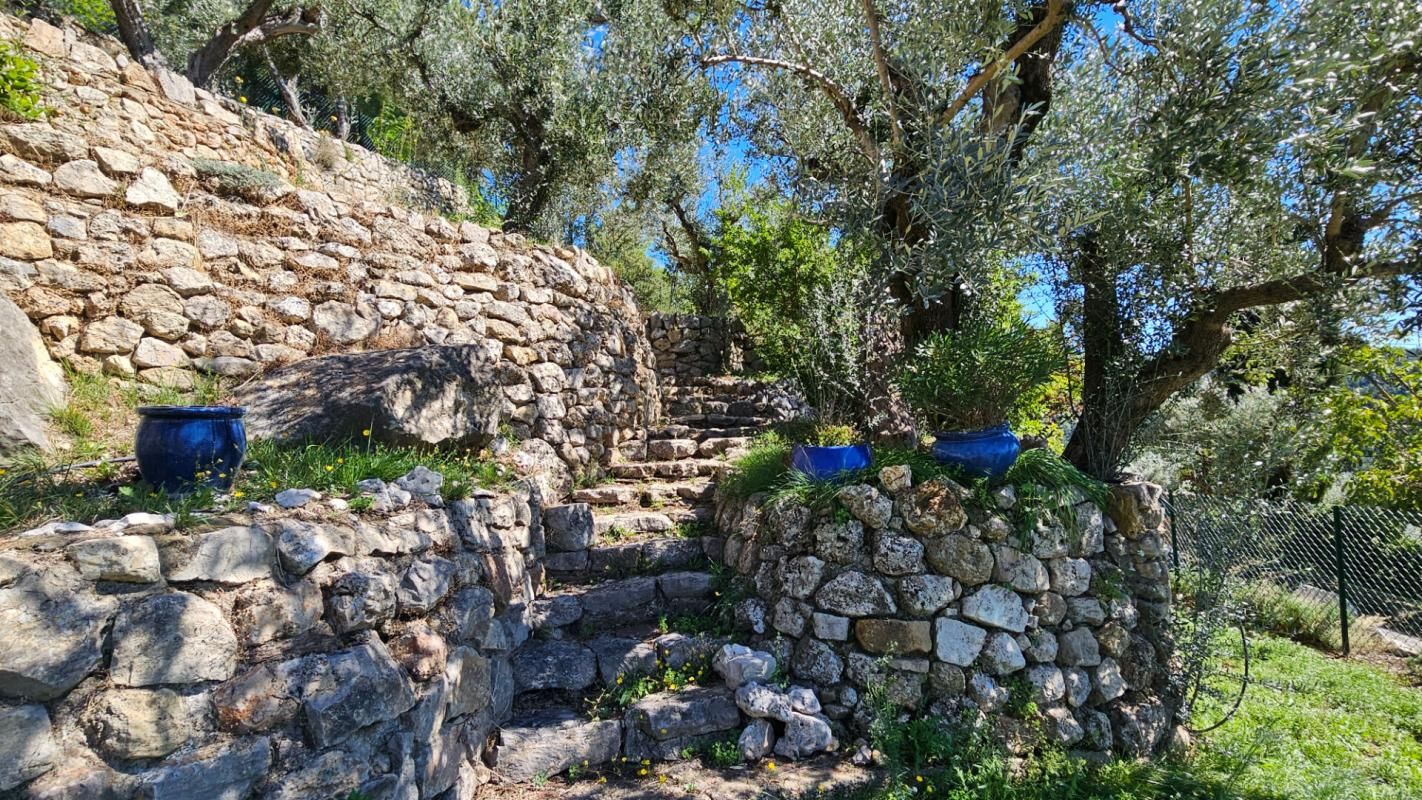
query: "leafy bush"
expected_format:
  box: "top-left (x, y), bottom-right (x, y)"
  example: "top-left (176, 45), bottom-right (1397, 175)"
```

top-left (46, 0), bottom-right (116, 32)
top-left (780, 274), bottom-right (877, 431)
top-left (0, 40), bottom-right (45, 121)
top-left (780, 419), bottom-right (861, 447)
top-left (898, 317), bottom-right (1058, 432)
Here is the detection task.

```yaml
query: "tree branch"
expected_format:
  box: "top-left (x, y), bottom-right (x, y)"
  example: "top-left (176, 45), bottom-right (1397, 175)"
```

top-left (859, 0), bottom-right (903, 152)
top-left (939, 0), bottom-right (1067, 127)
top-left (185, 1), bottom-right (322, 87)
top-left (699, 54), bottom-right (882, 167)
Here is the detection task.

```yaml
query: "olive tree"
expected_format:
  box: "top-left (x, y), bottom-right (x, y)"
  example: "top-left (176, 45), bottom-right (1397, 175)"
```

top-left (1043, 0), bottom-right (1422, 477)
top-left (109, 0), bottom-right (322, 87)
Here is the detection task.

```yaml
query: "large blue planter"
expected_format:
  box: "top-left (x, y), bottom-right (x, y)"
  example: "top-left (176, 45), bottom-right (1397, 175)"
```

top-left (135, 406), bottom-right (247, 494)
top-left (790, 443), bottom-right (872, 481)
top-left (931, 424), bottom-right (1020, 479)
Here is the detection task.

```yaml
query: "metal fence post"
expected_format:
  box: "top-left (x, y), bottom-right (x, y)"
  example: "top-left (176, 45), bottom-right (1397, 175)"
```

top-left (1332, 506), bottom-right (1351, 656)
top-left (1167, 491), bottom-right (1180, 572)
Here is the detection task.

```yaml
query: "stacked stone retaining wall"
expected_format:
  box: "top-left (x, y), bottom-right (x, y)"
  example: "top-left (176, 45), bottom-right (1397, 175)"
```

top-left (0, 13), bottom-right (659, 469)
top-left (646, 313), bottom-right (754, 379)
top-left (714, 471), bottom-right (1178, 758)
top-left (0, 482), bottom-right (544, 798)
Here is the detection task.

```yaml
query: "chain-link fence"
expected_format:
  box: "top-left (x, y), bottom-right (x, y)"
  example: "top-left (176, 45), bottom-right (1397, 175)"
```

top-left (1168, 494), bottom-right (1422, 655)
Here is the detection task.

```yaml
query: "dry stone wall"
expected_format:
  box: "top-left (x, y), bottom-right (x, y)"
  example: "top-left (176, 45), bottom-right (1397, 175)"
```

top-left (0, 13), bottom-right (659, 469)
top-left (646, 313), bottom-right (753, 379)
top-left (0, 479), bottom-right (541, 798)
top-left (715, 473), bottom-right (1177, 758)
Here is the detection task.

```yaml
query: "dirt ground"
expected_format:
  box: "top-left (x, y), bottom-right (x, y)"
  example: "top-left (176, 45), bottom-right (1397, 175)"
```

top-left (476, 756), bottom-right (875, 800)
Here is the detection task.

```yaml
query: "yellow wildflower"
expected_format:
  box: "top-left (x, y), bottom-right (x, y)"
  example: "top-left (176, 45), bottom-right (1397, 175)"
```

top-left (638, 768), bottom-right (648, 777)
top-left (362, 429), bottom-right (372, 437)
top-left (325, 465), bottom-right (334, 472)
top-left (766, 761), bottom-right (776, 771)
top-left (239, 95), bottom-right (247, 103)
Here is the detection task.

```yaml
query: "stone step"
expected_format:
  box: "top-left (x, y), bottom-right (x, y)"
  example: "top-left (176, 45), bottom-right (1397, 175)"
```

top-left (543, 536), bottom-right (715, 581)
top-left (593, 511), bottom-right (676, 536)
top-left (669, 413), bottom-right (773, 429)
top-left (646, 437), bottom-right (700, 461)
top-left (490, 708), bottom-right (622, 782)
top-left (569, 481), bottom-right (714, 507)
top-left (667, 399), bottom-right (781, 418)
top-left (647, 424), bottom-right (764, 441)
top-left (609, 459), bottom-right (732, 480)
top-left (697, 435), bottom-right (751, 458)
top-left (526, 570), bottom-right (718, 635)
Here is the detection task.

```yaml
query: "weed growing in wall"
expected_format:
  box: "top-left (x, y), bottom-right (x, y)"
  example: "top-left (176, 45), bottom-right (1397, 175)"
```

top-left (0, 39), bottom-right (45, 120)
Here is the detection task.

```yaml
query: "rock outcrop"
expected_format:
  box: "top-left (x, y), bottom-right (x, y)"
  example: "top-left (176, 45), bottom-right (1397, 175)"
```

top-left (0, 294), bottom-right (64, 455)
top-left (234, 345), bottom-right (503, 448)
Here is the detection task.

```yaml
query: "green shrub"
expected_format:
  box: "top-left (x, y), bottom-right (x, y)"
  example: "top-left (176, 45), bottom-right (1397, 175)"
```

top-left (719, 431), bottom-right (791, 498)
top-left (897, 317), bottom-right (1058, 432)
top-left (0, 40), bottom-right (45, 121)
top-left (46, 0), bottom-right (116, 32)
top-left (191, 158), bottom-right (284, 202)
top-left (780, 419), bottom-right (861, 447)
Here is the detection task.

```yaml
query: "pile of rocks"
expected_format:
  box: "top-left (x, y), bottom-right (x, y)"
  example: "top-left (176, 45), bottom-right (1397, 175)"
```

top-left (0, 467), bottom-right (544, 797)
top-left (715, 469), bottom-right (1177, 759)
top-left (715, 645), bottom-right (836, 761)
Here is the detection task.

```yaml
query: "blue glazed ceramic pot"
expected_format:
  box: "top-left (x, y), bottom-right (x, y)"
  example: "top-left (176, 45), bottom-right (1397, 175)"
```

top-left (930, 424), bottom-right (1020, 479)
top-left (135, 406), bottom-right (247, 494)
top-left (790, 443), bottom-right (872, 481)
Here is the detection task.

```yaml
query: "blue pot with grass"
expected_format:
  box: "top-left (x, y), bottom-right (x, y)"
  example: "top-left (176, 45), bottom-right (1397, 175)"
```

top-left (931, 424), bottom-right (1020, 479)
top-left (135, 406), bottom-right (247, 494)
top-left (790, 443), bottom-right (872, 481)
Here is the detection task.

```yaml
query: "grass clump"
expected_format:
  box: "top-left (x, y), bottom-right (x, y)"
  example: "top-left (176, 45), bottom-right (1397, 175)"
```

top-left (719, 431), bottom-right (792, 498)
top-left (0, 40), bottom-right (45, 121)
top-left (585, 651), bottom-right (714, 720)
top-left (243, 438), bottom-right (511, 504)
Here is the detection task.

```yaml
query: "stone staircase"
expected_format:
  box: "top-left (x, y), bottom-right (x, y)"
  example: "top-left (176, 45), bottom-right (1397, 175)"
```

top-left (486, 377), bottom-right (797, 781)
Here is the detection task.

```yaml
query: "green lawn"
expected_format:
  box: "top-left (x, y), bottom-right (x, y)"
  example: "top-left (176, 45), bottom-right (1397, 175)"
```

top-left (841, 633), bottom-right (1421, 800)
top-left (1189, 634), bottom-right (1422, 800)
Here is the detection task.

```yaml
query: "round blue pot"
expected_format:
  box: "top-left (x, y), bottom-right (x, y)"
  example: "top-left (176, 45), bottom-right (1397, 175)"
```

top-left (930, 424), bottom-right (1021, 479)
top-left (135, 406), bottom-right (248, 494)
top-left (790, 443), bottom-right (872, 481)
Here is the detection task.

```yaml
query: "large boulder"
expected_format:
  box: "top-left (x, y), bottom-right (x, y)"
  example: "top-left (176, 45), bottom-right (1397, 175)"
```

top-left (233, 345), bottom-right (502, 448)
top-left (0, 295), bottom-right (65, 455)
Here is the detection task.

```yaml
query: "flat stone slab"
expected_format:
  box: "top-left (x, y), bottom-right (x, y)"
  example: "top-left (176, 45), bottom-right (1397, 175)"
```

top-left (494, 708), bottom-right (622, 782)
top-left (512, 640), bottom-right (596, 692)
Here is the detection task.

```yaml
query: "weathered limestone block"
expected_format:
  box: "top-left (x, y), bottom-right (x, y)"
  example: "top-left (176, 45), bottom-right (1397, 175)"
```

top-left (855, 618), bottom-right (932, 655)
top-left (900, 478), bottom-right (968, 536)
top-left (898, 573), bottom-right (958, 617)
top-left (0, 705), bottom-right (57, 791)
top-left (328, 567), bottom-right (398, 634)
top-left (0, 561), bottom-right (115, 700)
top-left (837, 484), bottom-right (892, 528)
top-left (924, 535), bottom-right (993, 586)
top-left (814, 571), bottom-right (895, 617)
top-left (934, 617), bottom-right (988, 667)
top-left (111, 592), bottom-right (238, 686)
top-left (959, 585), bottom-right (1029, 632)
top-left (160, 525), bottom-right (274, 584)
top-left (83, 687), bottom-right (194, 759)
top-left (0, 295), bottom-right (64, 455)
top-left (67, 535), bottom-right (162, 582)
top-left (512, 640), bottom-right (596, 692)
top-left (494, 709), bottom-right (622, 781)
top-left (136, 736), bottom-right (271, 800)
